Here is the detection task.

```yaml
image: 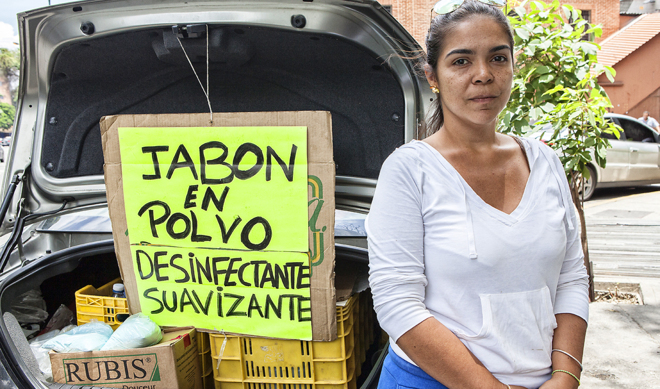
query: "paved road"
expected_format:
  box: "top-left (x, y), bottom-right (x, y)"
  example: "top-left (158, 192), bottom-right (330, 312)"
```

top-left (584, 185), bottom-right (660, 280)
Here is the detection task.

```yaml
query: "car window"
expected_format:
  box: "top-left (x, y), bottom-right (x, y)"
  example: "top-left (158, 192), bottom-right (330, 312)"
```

top-left (601, 118), bottom-right (623, 140)
top-left (618, 118), bottom-right (655, 143)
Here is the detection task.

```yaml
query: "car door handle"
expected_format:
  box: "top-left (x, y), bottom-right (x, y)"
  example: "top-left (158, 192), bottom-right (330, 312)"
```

top-left (630, 148), bottom-right (639, 152)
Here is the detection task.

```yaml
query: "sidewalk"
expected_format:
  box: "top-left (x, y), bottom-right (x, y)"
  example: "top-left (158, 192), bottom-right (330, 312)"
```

top-left (581, 189), bottom-right (660, 389)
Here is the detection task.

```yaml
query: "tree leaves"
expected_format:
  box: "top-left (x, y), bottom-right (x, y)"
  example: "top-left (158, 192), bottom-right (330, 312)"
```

top-left (502, 0), bottom-right (620, 186)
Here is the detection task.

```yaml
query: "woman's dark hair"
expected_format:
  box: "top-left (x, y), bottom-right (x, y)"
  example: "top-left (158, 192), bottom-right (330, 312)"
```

top-left (422, 0), bottom-right (514, 138)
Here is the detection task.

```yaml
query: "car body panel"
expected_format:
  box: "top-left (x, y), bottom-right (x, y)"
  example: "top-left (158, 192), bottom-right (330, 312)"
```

top-left (5, 0), bottom-right (432, 223)
top-left (0, 1), bottom-right (429, 388)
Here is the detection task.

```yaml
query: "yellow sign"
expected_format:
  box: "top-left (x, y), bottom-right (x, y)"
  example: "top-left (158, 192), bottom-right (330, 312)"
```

top-left (118, 126), bottom-right (311, 339)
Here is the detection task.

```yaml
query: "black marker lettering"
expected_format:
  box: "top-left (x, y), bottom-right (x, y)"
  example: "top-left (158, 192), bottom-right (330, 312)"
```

top-left (247, 294), bottom-right (264, 318)
top-left (238, 262), bottom-right (251, 286)
top-left (166, 144), bottom-right (198, 180)
top-left (184, 185), bottom-right (198, 209)
top-left (192, 289), bottom-right (213, 315)
top-left (225, 293), bottom-right (247, 317)
top-left (200, 141), bottom-right (234, 184)
top-left (144, 287), bottom-right (164, 314)
top-left (136, 250), bottom-right (154, 280)
top-left (163, 290), bottom-right (178, 312)
top-left (154, 251), bottom-right (169, 282)
top-left (201, 186), bottom-right (230, 212)
top-left (212, 256), bottom-right (229, 286)
top-left (190, 210), bottom-right (211, 242)
top-left (241, 217), bottom-right (272, 250)
top-left (180, 288), bottom-right (199, 314)
top-left (196, 255), bottom-right (212, 284)
top-left (215, 215), bottom-right (242, 244)
top-left (166, 213), bottom-right (191, 239)
top-left (141, 146), bottom-right (169, 180)
top-left (233, 143), bottom-right (264, 180)
top-left (264, 294), bottom-right (282, 319)
top-left (266, 145), bottom-right (297, 182)
top-left (224, 257), bottom-right (241, 287)
top-left (137, 201), bottom-right (170, 238)
top-left (170, 254), bottom-right (190, 283)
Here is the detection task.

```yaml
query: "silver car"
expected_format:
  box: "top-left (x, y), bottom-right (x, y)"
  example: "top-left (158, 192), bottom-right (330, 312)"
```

top-left (0, 1), bottom-right (432, 388)
top-left (582, 113), bottom-right (660, 200)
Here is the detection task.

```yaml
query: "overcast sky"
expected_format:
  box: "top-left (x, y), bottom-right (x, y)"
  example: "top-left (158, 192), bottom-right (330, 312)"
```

top-left (0, 0), bottom-right (82, 49)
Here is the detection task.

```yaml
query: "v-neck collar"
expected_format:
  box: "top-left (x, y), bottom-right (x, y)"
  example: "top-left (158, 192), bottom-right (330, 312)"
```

top-left (415, 138), bottom-right (536, 226)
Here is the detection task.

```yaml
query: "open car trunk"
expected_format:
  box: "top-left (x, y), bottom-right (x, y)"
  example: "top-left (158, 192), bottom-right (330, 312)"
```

top-left (0, 239), bottom-right (382, 389)
top-left (42, 25), bottom-right (406, 181)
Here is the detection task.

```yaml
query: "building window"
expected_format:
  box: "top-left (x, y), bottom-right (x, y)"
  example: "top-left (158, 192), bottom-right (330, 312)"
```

top-left (570, 10), bottom-right (593, 41)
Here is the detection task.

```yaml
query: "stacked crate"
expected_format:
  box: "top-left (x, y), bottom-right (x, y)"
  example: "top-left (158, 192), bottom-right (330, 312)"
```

top-left (74, 278), bottom-right (129, 330)
top-left (209, 291), bottom-right (375, 389)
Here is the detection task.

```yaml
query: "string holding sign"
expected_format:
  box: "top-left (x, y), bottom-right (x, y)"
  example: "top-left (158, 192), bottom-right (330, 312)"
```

top-left (175, 24), bottom-right (213, 123)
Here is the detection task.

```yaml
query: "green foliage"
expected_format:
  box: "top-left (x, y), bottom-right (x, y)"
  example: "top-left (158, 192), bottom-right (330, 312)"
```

top-left (0, 102), bottom-right (15, 130)
top-left (0, 48), bottom-right (19, 78)
top-left (501, 0), bottom-right (620, 187)
top-left (0, 48), bottom-right (20, 105)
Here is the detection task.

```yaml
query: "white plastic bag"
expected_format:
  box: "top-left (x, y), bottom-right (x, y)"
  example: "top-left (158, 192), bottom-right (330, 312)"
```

top-left (42, 321), bottom-right (113, 352)
top-left (100, 313), bottom-right (162, 351)
top-left (29, 330), bottom-right (63, 382)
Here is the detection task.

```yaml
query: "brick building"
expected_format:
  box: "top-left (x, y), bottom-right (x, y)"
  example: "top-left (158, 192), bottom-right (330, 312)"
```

top-left (379, 0), bottom-right (620, 47)
top-left (597, 13), bottom-right (660, 119)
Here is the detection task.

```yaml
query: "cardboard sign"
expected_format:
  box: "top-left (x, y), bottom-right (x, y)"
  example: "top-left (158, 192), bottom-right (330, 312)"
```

top-left (50, 327), bottom-right (200, 389)
top-left (101, 112), bottom-right (336, 341)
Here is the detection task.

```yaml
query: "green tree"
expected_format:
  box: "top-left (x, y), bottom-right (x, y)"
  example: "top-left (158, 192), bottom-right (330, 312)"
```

top-left (0, 102), bottom-right (15, 130)
top-left (0, 48), bottom-right (20, 105)
top-left (501, 0), bottom-right (620, 299)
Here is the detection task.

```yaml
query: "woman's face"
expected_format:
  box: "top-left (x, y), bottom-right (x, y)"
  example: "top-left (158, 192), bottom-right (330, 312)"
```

top-left (426, 15), bottom-right (514, 129)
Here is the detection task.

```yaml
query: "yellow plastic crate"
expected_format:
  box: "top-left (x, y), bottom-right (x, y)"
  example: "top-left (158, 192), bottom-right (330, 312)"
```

top-left (75, 278), bottom-right (129, 330)
top-left (209, 294), bottom-right (359, 389)
top-left (199, 331), bottom-right (215, 389)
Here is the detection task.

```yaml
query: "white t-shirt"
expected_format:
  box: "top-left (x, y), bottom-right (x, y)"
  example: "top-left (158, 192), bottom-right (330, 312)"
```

top-left (638, 116), bottom-right (659, 128)
top-left (366, 138), bottom-right (589, 389)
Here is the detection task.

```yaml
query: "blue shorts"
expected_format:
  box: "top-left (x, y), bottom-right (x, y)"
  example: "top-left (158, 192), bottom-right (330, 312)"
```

top-left (378, 346), bottom-right (450, 389)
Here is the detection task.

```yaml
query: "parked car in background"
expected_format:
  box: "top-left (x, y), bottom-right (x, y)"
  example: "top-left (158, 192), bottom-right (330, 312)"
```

top-left (0, 1), bottom-right (432, 388)
top-left (536, 113), bottom-right (660, 200)
top-left (1, 137), bottom-right (10, 147)
top-left (0, 145), bottom-right (4, 163)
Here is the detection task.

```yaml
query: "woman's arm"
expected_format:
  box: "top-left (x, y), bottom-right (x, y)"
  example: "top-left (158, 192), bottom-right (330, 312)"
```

top-left (539, 313), bottom-right (587, 389)
top-left (368, 148), bottom-right (516, 389)
top-left (539, 147), bottom-right (590, 388)
top-left (397, 318), bottom-right (514, 389)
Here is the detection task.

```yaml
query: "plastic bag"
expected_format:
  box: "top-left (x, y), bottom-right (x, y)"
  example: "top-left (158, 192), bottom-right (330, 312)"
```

top-left (42, 321), bottom-right (113, 353)
top-left (29, 329), bottom-right (63, 382)
top-left (100, 313), bottom-right (162, 351)
top-left (10, 289), bottom-right (48, 324)
top-left (42, 304), bottom-right (74, 333)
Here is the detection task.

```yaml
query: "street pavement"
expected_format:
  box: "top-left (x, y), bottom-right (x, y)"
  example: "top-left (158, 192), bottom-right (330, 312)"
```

top-left (581, 187), bottom-right (660, 389)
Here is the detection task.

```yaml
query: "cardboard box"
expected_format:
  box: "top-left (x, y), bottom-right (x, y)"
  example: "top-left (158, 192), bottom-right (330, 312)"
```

top-left (101, 112), bottom-right (336, 341)
top-left (50, 327), bottom-right (201, 389)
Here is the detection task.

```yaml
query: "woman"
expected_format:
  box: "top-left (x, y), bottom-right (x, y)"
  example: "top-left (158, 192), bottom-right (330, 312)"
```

top-left (366, 1), bottom-right (589, 389)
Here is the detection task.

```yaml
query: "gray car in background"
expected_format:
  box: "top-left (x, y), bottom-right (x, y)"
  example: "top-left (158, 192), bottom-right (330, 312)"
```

top-left (537, 113), bottom-right (660, 200)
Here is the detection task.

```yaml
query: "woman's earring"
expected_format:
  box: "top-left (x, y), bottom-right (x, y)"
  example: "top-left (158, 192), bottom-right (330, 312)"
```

top-left (431, 86), bottom-right (440, 94)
